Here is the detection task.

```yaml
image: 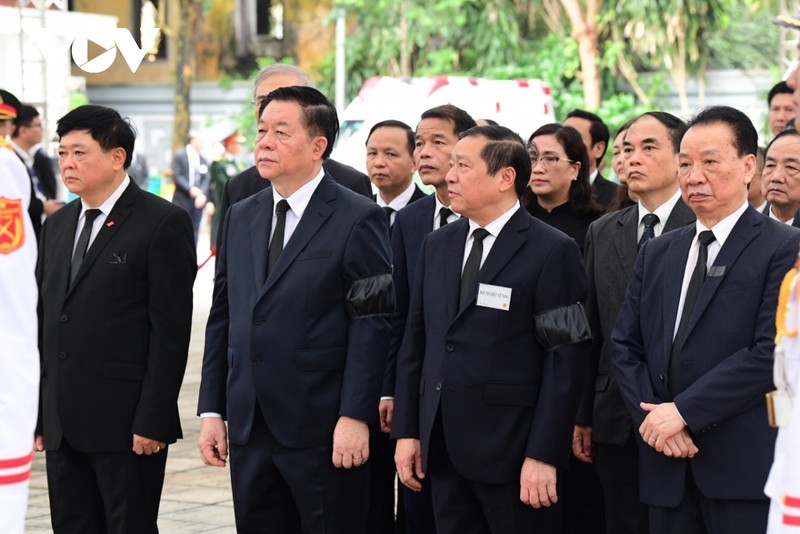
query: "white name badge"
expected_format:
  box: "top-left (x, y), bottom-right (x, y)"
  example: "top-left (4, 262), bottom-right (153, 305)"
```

top-left (477, 283), bottom-right (512, 311)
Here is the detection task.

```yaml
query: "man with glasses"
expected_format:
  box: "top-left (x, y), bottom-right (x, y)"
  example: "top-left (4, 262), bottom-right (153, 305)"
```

top-left (11, 104), bottom-right (62, 240)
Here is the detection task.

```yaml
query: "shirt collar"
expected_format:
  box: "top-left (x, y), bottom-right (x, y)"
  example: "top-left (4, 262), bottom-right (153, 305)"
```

top-left (275, 167), bottom-right (325, 218)
top-left (768, 205), bottom-right (795, 225)
top-left (695, 201), bottom-right (749, 247)
top-left (468, 201), bottom-right (521, 238)
top-left (81, 175), bottom-right (130, 218)
top-left (9, 139), bottom-right (32, 167)
top-left (376, 181), bottom-right (416, 210)
top-left (434, 190), bottom-right (460, 218)
top-left (638, 189), bottom-right (682, 226)
top-left (589, 168), bottom-right (598, 185)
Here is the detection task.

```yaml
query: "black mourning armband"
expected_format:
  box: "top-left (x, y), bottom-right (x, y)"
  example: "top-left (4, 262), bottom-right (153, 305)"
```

top-left (534, 302), bottom-right (591, 352)
top-left (346, 273), bottom-right (395, 317)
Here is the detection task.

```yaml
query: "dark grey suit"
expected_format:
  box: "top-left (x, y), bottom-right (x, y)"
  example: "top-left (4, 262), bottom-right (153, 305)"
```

top-left (576, 198), bottom-right (695, 533)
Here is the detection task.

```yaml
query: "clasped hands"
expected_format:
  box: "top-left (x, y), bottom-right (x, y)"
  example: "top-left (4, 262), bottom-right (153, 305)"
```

top-left (639, 401), bottom-right (699, 458)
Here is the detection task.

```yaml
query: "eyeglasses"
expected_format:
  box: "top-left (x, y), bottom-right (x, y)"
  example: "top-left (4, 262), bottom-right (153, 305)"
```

top-left (532, 155), bottom-right (576, 168)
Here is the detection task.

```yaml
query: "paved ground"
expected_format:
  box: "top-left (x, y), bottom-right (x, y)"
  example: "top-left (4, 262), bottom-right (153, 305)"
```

top-left (25, 234), bottom-right (238, 532)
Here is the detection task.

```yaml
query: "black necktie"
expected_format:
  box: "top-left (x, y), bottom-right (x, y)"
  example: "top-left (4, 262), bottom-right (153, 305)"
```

top-left (459, 228), bottom-right (490, 308)
top-left (439, 207), bottom-right (453, 228)
top-left (669, 230), bottom-right (716, 395)
top-left (638, 213), bottom-right (660, 249)
top-left (70, 209), bottom-right (102, 285)
top-left (383, 206), bottom-right (395, 226)
top-left (267, 200), bottom-right (290, 277)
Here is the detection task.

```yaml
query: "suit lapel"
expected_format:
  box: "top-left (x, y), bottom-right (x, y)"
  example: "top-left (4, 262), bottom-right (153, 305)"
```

top-left (663, 198), bottom-right (695, 233)
top-left (683, 208), bottom-right (760, 336)
top-left (54, 202), bottom-right (82, 299)
top-left (67, 183), bottom-right (137, 297)
top-left (613, 206), bottom-right (639, 278)
top-left (662, 226), bottom-right (694, 361)
top-left (443, 219), bottom-right (470, 323)
top-left (259, 176), bottom-right (336, 298)
top-left (250, 189), bottom-right (273, 290)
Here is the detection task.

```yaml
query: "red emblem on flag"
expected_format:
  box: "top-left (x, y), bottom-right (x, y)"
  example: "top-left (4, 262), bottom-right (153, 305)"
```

top-left (0, 197), bottom-right (25, 254)
top-left (106, 220), bottom-right (115, 228)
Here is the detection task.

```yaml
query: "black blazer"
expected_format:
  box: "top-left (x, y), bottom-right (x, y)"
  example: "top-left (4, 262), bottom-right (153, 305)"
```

top-left (37, 182), bottom-right (197, 452)
top-left (199, 174), bottom-right (393, 448)
top-left (576, 199), bottom-right (695, 444)
top-left (384, 194), bottom-right (436, 396)
top-left (592, 172), bottom-right (619, 210)
top-left (612, 207), bottom-right (800, 506)
top-left (215, 159), bottom-right (372, 250)
top-left (33, 149), bottom-right (57, 200)
top-left (171, 149), bottom-right (211, 202)
top-left (392, 208), bottom-right (591, 484)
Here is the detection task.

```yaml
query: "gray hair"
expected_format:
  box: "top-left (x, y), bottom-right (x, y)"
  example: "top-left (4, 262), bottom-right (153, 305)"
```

top-left (253, 64), bottom-right (314, 100)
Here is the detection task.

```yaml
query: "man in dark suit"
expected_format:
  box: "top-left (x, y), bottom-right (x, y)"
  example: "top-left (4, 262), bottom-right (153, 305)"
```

top-left (367, 119), bottom-right (427, 229)
top-left (34, 105), bottom-right (197, 533)
top-left (215, 63), bottom-right (371, 251)
top-left (564, 109), bottom-right (618, 210)
top-left (364, 118), bottom-right (426, 533)
top-left (393, 125), bottom-right (591, 533)
top-left (11, 104), bottom-right (63, 240)
top-left (197, 86), bottom-right (393, 534)
top-left (171, 134), bottom-right (210, 242)
top-left (574, 111), bottom-right (695, 534)
top-left (762, 129), bottom-right (800, 227)
top-left (384, 104), bottom-right (476, 533)
top-left (612, 106), bottom-right (800, 533)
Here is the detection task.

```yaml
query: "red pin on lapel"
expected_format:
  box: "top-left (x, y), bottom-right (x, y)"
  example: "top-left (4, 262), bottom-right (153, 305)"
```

top-left (106, 220), bottom-right (115, 228)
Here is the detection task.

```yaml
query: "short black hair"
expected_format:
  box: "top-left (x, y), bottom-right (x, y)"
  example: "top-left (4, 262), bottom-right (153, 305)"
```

top-left (682, 106), bottom-right (758, 158)
top-left (629, 111), bottom-right (686, 153)
top-left (565, 108), bottom-right (610, 163)
top-left (366, 120), bottom-right (414, 156)
top-left (260, 86), bottom-right (339, 159)
top-left (765, 128), bottom-right (800, 157)
top-left (13, 105), bottom-right (39, 137)
top-left (419, 105), bottom-right (477, 137)
top-left (768, 81), bottom-right (793, 107)
top-left (56, 105), bottom-right (136, 169)
top-left (460, 125), bottom-right (530, 198)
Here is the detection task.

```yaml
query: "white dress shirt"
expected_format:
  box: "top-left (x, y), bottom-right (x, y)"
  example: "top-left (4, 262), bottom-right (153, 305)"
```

top-left (270, 168), bottom-right (326, 246)
top-left (376, 181), bottom-right (416, 226)
top-left (72, 175), bottom-right (130, 256)
top-left (462, 202), bottom-right (521, 272)
top-left (768, 205), bottom-right (795, 225)
top-left (637, 189), bottom-right (682, 241)
top-left (433, 191), bottom-right (460, 230)
top-left (673, 201), bottom-right (749, 339)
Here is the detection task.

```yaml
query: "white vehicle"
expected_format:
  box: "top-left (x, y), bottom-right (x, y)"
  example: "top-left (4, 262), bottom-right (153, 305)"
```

top-left (331, 75), bottom-right (556, 173)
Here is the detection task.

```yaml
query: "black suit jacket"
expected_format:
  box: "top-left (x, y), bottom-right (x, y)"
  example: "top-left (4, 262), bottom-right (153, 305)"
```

top-left (33, 149), bottom-right (57, 200)
top-left (171, 149), bottom-right (211, 205)
top-left (392, 208), bottom-right (591, 484)
top-left (612, 207), bottom-right (800, 506)
top-left (37, 182), bottom-right (197, 452)
top-left (576, 199), bottom-right (695, 444)
top-left (592, 172), bottom-right (619, 210)
top-left (199, 174), bottom-right (393, 448)
top-left (215, 159), bottom-right (372, 250)
top-left (384, 194), bottom-right (436, 396)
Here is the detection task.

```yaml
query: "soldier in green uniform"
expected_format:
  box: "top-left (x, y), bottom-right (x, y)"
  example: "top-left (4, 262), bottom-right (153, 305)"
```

top-left (209, 131), bottom-right (245, 250)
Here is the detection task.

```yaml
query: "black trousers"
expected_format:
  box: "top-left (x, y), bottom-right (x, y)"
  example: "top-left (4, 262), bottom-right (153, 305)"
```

top-left (649, 463), bottom-right (769, 534)
top-left (593, 434), bottom-right (647, 534)
top-left (427, 415), bottom-right (561, 534)
top-left (46, 437), bottom-right (168, 534)
top-left (368, 430), bottom-right (397, 533)
top-left (229, 404), bottom-right (370, 534)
